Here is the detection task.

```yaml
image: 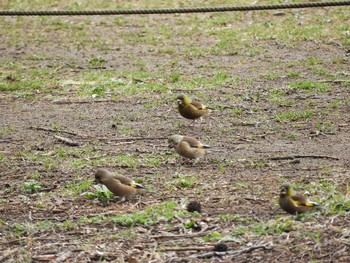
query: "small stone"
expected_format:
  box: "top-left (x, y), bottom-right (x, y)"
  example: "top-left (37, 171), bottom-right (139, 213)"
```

top-left (213, 243), bottom-right (228, 252)
top-left (187, 201), bottom-right (202, 213)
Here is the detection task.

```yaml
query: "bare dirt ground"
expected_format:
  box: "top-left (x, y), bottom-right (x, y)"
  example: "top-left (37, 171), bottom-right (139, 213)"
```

top-left (1, 2), bottom-right (350, 262)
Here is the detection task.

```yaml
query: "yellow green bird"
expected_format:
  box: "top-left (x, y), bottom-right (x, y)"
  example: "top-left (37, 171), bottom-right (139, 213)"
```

top-left (176, 94), bottom-right (210, 125)
top-left (279, 183), bottom-right (320, 215)
top-left (168, 134), bottom-right (210, 160)
top-left (95, 168), bottom-right (145, 202)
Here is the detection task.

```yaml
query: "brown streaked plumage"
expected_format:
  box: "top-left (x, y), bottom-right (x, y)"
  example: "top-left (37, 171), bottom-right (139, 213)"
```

top-left (176, 94), bottom-right (210, 125)
top-left (95, 168), bottom-right (144, 201)
top-left (279, 183), bottom-right (320, 215)
top-left (168, 134), bottom-right (210, 160)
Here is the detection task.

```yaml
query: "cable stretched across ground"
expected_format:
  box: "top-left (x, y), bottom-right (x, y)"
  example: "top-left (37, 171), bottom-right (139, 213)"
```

top-left (0, 1), bottom-right (349, 16)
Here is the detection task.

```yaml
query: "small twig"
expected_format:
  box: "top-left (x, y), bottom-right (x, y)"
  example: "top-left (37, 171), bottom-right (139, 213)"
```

top-left (52, 99), bottom-right (118, 104)
top-left (195, 244), bottom-right (272, 259)
top-left (0, 235), bottom-right (53, 246)
top-left (238, 138), bottom-right (255, 143)
top-left (172, 88), bottom-right (204, 93)
top-left (53, 251), bottom-right (74, 263)
top-left (160, 246), bottom-right (213, 252)
top-left (0, 139), bottom-right (23, 143)
top-left (269, 155), bottom-right (339, 161)
top-left (29, 126), bottom-right (84, 137)
top-left (243, 197), bottom-right (268, 203)
top-left (294, 154), bottom-right (339, 160)
top-left (83, 210), bottom-right (124, 217)
top-left (0, 248), bottom-right (19, 263)
top-left (234, 244), bottom-right (272, 255)
top-left (98, 136), bottom-right (167, 142)
top-left (54, 135), bottom-right (79, 146)
top-left (269, 156), bottom-right (295, 161)
top-left (274, 159), bottom-right (301, 166)
top-left (151, 228), bottom-right (210, 239)
top-left (32, 242), bottom-right (81, 250)
top-left (196, 251), bottom-right (227, 259)
top-left (233, 121), bottom-right (261, 127)
top-left (31, 254), bottom-right (56, 261)
top-left (86, 154), bottom-right (109, 160)
top-left (318, 79), bottom-right (350, 83)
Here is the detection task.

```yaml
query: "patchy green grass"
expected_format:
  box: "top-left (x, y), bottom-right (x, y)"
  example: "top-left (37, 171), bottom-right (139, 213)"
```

top-left (275, 110), bottom-right (313, 123)
top-left (84, 184), bottom-right (115, 203)
top-left (219, 214), bottom-right (252, 223)
top-left (315, 120), bottom-right (334, 133)
top-left (0, 125), bottom-right (15, 135)
top-left (22, 180), bottom-right (42, 193)
top-left (1, 1), bottom-right (350, 262)
top-left (79, 201), bottom-right (188, 227)
top-left (66, 180), bottom-right (93, 196)
top-left (290, 81), bottom-right (332, 93)
top-left (166, 173), bottom-right (197, 189)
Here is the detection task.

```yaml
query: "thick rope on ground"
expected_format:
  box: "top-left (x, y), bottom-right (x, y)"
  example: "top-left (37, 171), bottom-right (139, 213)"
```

top-left (0, 1), bottom-right (349, 16)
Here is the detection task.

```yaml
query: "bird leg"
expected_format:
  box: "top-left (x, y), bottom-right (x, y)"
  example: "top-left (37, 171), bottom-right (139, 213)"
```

top-left (116, 196), bottom-right (127, 203)
top-left (180, 158), bottom-right (199, 166)
top-left (181, 158), bottom-right (193, 166)
top-left (188, 119), bottom-right (196, 126)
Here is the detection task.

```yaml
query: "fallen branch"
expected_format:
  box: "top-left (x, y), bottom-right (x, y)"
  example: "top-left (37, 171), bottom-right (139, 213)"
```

top-left (269, 155), bottom-right (339, 161)
top-left (54, 135), bottom-right (79, 146)
top-left (29, 126), bottom-right (85, 137)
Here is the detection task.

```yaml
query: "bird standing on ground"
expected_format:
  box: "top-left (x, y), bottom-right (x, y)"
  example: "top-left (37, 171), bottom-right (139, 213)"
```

top-left (176, 94), bottom-right (210, 125)
top-left (168, 134), bottom-right (210, 161)
top-left (94, 168), bottom-right (145, 202)
top-left (279, 183), bottom-right (321, 214)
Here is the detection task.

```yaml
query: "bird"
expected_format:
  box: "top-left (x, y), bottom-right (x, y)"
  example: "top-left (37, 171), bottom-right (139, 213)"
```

top-left (94, 168), bottom-right (145, 202)
top-left (176, 94), bottom-right (210, 125)
top-left (279, 183), bottom-right (321, 215)
top-left (168, 134), bottom-right (210, 161)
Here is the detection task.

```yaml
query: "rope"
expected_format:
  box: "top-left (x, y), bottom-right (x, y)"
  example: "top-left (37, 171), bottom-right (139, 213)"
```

top-left (0, 1), bottom-right (349, 16)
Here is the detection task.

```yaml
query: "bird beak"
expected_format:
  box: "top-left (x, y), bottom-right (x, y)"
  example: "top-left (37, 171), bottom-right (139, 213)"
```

top-left (176, 99), bottom-right (182, 105)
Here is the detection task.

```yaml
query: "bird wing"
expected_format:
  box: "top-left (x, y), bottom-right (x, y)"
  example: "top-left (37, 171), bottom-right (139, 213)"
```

top-left (110, 177), bottom-right (122, 185)
top-left (191, 100), bottom-right (207, 110)
top-left (291, 194), bottom-right (319, 207)
top-left (113, 174), bottom-right (144, 189)
top-left (183, 136), bottom-right (211, 149)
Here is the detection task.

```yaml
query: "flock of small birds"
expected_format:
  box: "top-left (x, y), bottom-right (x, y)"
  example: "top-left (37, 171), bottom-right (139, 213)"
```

top-left (94, 93), bottom-right (321, 215)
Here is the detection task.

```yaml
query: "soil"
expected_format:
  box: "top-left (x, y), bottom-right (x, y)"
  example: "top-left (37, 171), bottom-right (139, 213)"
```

top-left (1, 6), bottom-right (350, 263)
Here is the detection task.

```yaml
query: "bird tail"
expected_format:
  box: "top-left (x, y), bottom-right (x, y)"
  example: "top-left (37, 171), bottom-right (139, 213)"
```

top-left (196, 144), bottom-right (211, 149)
top-left (306, 201), bottom-right (321, 207)
top-left (131, 182), bottom-right (145, 189)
